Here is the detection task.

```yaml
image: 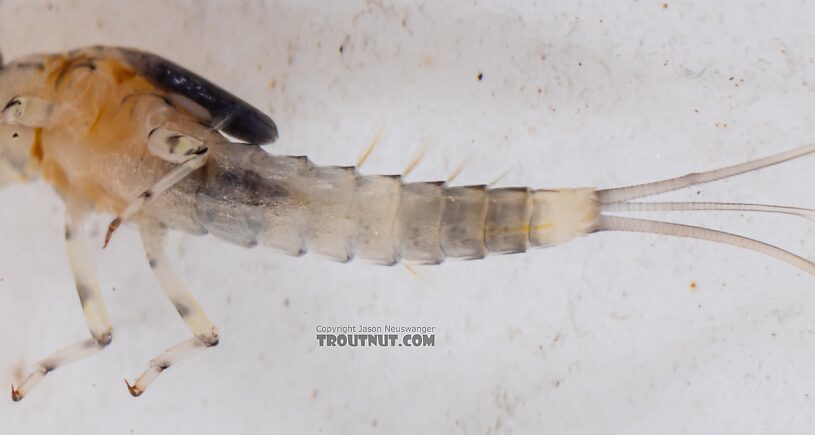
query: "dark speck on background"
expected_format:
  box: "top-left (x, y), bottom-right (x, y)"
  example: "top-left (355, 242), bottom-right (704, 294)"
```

top-left (477, 71), bottom-right (483, 81)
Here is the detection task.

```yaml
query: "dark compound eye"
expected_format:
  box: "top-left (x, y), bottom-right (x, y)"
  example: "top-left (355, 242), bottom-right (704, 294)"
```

top-left (11, 131), bottom-right (19, 138)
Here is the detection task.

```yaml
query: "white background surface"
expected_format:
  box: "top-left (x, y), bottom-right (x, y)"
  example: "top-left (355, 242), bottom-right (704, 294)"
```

top-left (0, 1), bottom-right (814, 434)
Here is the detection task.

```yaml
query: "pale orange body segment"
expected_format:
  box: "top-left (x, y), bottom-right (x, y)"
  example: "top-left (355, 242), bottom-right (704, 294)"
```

top-left (0, 48), bottom-right (238, 400)
top-left (31, 49), bottom-right (218, 230)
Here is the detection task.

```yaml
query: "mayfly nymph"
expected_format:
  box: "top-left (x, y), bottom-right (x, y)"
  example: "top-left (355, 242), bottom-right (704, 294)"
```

top-left (0, 46), bottom-right (812, 401)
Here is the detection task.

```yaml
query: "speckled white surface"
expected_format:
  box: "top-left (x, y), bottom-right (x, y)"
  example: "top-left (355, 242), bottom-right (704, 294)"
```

top-left (0, 1), bottom-right (814, 434)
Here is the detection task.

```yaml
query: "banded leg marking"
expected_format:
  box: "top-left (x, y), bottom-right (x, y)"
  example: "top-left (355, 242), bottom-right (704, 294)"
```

top-left (104, 128), bottom-right (210, 248)
top-left (125, 221), bottom-right (219, 397)
top-left (12, 202), bottom-right (112, 401)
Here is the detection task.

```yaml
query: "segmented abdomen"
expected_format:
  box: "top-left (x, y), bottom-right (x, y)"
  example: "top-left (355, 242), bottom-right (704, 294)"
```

top-left (186, 142), bottom-right (598, 264)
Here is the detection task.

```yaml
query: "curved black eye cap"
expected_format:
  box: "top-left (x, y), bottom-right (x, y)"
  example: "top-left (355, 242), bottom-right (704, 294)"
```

top-left (120, 48), bottom-right (278, 144)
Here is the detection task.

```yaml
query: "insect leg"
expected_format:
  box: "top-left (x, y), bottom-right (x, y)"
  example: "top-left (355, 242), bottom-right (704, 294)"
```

top-left (125, 220), bottom-right (219, 397)
top-left (12, 200), bottom-right (113, 401)
top-left (103, 130), bottom-right (209, 247)
top-left (1, 94), bottom-right (55, 127)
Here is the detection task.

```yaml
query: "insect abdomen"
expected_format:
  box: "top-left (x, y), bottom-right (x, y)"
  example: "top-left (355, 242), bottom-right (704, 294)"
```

top-left (191, 143), bottom-right (600, 263)
top-left (440, 186), bottom-right (489, 259)
top-left (193, 142), bottom-right (310, 253)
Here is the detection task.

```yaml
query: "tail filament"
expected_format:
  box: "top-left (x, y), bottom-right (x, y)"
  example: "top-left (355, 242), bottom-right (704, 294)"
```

top-left (594, 143), bottom-right (815, 275)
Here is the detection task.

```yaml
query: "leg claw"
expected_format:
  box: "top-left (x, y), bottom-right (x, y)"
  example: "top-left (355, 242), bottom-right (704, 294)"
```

top-left (124, 379), bottom-right (142, 397)
top-left (11, 384), bottom-right (22, 402)
top-left (103, 217), bottom-right (122, 249)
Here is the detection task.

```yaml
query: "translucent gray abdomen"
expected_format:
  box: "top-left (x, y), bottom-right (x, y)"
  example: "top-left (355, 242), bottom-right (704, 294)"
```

top-left (190, 142), bottom-right (598, 264)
